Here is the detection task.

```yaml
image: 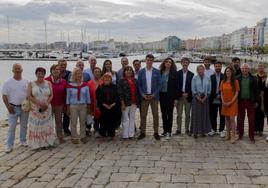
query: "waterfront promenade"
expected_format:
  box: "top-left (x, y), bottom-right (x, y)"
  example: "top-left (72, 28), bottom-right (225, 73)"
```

top-left (0, 111), bottom-right (268, 188)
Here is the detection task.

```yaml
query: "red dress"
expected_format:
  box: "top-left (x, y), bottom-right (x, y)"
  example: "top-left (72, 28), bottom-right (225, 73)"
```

top-left (220, 80), bottom-right (240, 116)
top-left (88, 80), bottom-right (101, 119)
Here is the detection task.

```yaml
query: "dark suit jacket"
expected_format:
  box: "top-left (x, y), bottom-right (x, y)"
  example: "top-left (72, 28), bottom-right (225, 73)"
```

top-left (210, 73), bottom-right (224, 101)
top-left (138, 67), bottom-right (161, 100)
top-left (160, 70), bottom-right (178, 102)
top-left (236, 73), bottom-right (258, 103)
top-left (176, 69), bottom-right (194, 102)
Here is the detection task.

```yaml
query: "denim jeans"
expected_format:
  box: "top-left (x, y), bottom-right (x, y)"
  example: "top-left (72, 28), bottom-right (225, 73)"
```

top-left (7, 106), bottom-right (29, 147)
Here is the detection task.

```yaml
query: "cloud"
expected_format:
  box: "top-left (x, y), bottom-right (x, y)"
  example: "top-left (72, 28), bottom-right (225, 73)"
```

top-left (0, 0), bottom-right (267, 43)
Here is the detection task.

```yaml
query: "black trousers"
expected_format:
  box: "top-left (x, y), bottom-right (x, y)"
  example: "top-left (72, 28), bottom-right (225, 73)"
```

top-left (160, 92), bottom-right (174, 134)
top-left (209, 102), bottom-right (225, 132)
top-left (63, 112), bottom-right (71, 133)
top-left (99, 107), bottom-right (117, 137)
top-left (254, 105), bottom-right (265, 132)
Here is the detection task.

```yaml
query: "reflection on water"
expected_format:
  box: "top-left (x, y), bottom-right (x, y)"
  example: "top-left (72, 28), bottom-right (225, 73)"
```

top-left (0, 57), bottom-right (218, 120)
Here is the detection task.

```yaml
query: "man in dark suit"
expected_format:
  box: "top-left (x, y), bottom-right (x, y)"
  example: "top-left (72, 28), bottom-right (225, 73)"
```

top-left (174, 57), bottom-right (194, 135)
top-left (137, 54), bottom-right (161, 140)
top-left (208, 61), bottom-right (225, 137)
top-left (58, 59), bottom-right (72, 136)
top-left (232, 57), bottom-right (242, 76)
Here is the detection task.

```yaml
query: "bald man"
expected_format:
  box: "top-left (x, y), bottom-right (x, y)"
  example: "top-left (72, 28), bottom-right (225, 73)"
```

top-left (236, 63), bottom-right (258, 143)
top-left (117, 57), bottom-right (129, 81)
top-left (2, 64), bottom-right (29, 153)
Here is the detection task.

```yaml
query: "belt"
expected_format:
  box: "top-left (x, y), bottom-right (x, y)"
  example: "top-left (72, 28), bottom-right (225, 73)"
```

top-left (9, 103), bottom-right (21, 107)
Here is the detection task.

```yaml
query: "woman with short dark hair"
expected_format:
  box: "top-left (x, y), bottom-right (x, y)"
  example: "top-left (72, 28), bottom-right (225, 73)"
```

top-left (45, 64), bottom-right (66, 144)
top-left (118, 66), bottom-right (139, 139)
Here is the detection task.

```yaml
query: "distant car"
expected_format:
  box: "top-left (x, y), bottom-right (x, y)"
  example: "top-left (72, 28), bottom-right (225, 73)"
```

top-left (235, 51), bottom-right (244, 55)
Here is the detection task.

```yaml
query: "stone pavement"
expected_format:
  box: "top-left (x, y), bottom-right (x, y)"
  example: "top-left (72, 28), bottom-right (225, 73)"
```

top-left (0, 111), bottom-right (268, 188)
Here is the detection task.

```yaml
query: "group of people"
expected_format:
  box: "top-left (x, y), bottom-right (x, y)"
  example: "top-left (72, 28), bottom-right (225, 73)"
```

top-left (2, 54), bottom-right (268, 153)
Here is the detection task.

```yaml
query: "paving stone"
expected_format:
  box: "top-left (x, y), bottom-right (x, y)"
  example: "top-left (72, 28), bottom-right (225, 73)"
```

top-left (110, 173), bottom-right (140, 182)
top-left (130, 160), bottom-right (154, 168)
top-left (93, 172), bottom-right (111, 185)
top-left (28, 182), bottom-right (48, 188)
top-left (171, 175), bottom-right (194, 183)
top-left (226, 175), bottom-right (252, 184)
top-left (43, 179), bottom-right (62, 188)
top-left (155, 161), bottom-right (176, 168)
top-left (217, 170), bottom-right (236, 175)
top-left (83, 168), bottom-right (99, 178)
top-left (119, 167), bottom-right (137, 173)
top-left (251, 176), bottom-right (268, 185)
top-left (140, 174), bottom-right (171, 183)
top-left (160, 183), bottom-right (187, 188)
top-left (186, 184), bottom-right (210, 188)
top-left (137, 167), bottom-right (164, 174)
top-left (0, 179), bottom-right (19, 188)
top-left (115, 160), bottom-right (130, 167)
top-left (194, 175), bottom-right (226, 184)
top-left (105, 182), bottom-right (129, 188)
top-left (13, 178), bottom-right (36, 188)
top-left (74, 178), bottom-right (93, 188)
top-left (39, 174), bottom-right (54, 182)
top-left (127, 182), bottom-right (159, 188)
top-left (57, 173), bottom-right (83, 187)
top-left (92, 160), bottom-right (116, 167)
top-left (233, 185), bottom-right (261, 188)
top-left (235, 170), bottom-right (262, 176)
top-left (210, 185), bottom-right (233, 188)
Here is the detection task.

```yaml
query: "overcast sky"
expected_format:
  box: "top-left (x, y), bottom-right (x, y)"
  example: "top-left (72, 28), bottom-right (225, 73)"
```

top-left (0, 0), bottom-right (267, 44)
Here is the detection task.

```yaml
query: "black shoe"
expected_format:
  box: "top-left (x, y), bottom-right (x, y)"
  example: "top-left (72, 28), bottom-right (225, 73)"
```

top-left (137, 133), bottom-right (145, 140)
top-left (154, 133), bottom-right (160, 140)
top-left (194, 134), bottom-right (198, 139)
top-left (185, 130), bottom-right (190, 135)
top-left (64, 131), bottom-right (71, 137)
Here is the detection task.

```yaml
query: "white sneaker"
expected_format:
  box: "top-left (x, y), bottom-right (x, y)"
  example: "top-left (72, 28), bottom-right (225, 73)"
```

top-left (165, 132), bottom-right (171, 140)
top-left (94, 131), bottom-right (100, 138)
top-left (266, 136), bottom-right (268, 142)
top-left (220, 131), bottom-right (225, 138)
top-left (208, 130), bottom-right (216, 136)
top-left (5, 146), bottom-right (13, 153)
top-left (20, 142), bottom-right (28, 147)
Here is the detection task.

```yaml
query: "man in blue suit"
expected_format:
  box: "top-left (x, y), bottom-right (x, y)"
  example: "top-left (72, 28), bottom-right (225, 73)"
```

top-left (137, 54), bottom-right (161, 140)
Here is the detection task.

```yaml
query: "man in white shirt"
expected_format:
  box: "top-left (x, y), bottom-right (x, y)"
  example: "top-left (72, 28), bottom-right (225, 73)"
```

top-left (2, 64), bottom-right (29, 153)
top-left (203, 57), bottom-right (215, 78)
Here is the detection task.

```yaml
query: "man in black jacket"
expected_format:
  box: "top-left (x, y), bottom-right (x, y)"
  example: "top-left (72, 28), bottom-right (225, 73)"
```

top-left (208, 61), bottom-right (225, 137)
top-left (236, 63), bottom-right (258, 143)
top-left (174, 57), bottom-right (194, 135)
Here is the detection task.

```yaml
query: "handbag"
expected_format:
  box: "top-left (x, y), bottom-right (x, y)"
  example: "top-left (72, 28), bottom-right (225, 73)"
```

top-left (21, 99), bottom-right (31, 112)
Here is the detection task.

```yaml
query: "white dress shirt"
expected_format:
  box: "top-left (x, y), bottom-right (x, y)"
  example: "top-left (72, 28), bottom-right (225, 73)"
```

top-left (145, 68), bottom-right (152, 94)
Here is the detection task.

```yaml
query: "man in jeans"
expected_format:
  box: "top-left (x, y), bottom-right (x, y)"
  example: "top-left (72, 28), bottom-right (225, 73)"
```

top-left (2, 64), bottom-right (29, 153)
top-left (175, 57), bottom-right (194, 135)
top-left (137, 54), bottom-right (161, 140)
top-left (236, 63), bottom-right (258, 143)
